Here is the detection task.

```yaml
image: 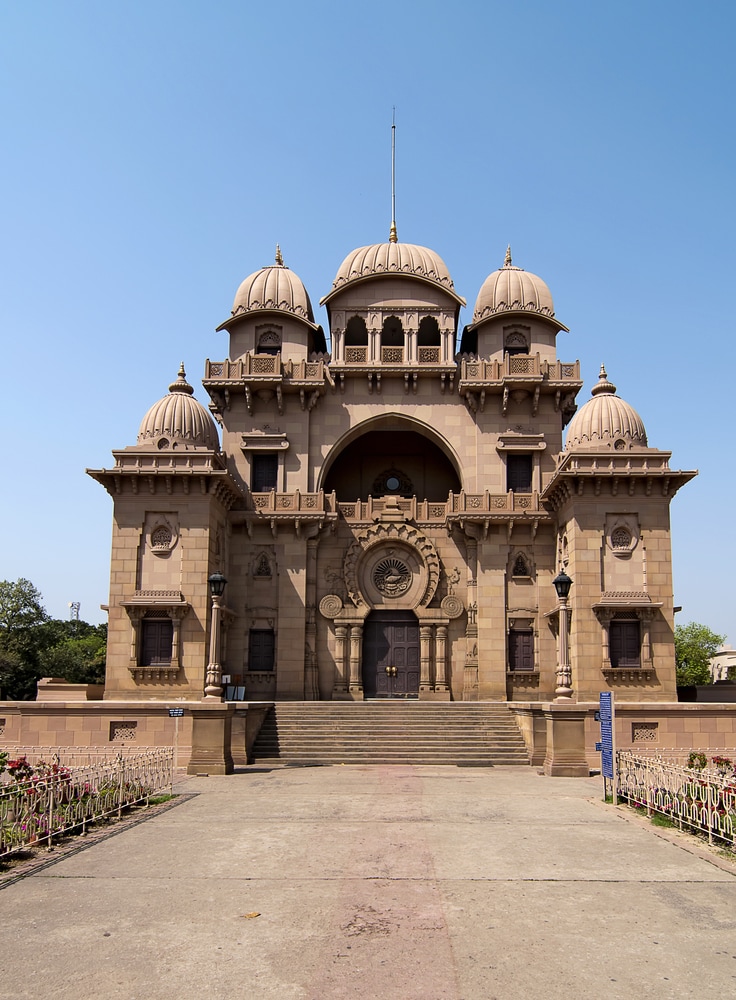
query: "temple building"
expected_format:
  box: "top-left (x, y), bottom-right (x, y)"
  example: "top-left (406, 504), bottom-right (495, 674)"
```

top-left (88, 235), bottom-right (696, 708)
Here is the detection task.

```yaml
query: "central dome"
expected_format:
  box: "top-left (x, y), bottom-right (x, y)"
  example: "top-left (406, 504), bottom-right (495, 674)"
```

top-left (322, 240), bottom-right (465, 305)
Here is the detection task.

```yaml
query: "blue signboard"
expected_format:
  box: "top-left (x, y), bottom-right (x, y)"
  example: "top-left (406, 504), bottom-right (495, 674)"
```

top-left (599, 691), bottom-right (614, 778)
top-left (168, 708), bottom-right (184, 718)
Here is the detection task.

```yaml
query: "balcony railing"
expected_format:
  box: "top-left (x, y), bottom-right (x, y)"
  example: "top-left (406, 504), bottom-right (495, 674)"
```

top-left (250, 490), bottom-right (337, 513)
top-left (460, 356), bottom-right (580, 382)
top-left (204, 357), bottom-right (324, 381)
top-left (336, 492), bottom-right (543, 521)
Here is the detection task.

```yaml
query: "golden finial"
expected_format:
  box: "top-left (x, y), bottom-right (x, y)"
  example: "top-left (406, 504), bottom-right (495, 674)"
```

top-left (275, 244), bottom-right (284, 266)
top-left (389, 109), bottom-right (398, 243)
top-left (591, 363), bottom-right (616, 396)
top-left (504, 245), bottom-right (512, 267)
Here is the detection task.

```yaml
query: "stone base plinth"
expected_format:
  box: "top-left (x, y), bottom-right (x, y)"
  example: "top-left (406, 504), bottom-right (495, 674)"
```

top-left (542, 705), bottom-right (590, 777)
top-left (187, 705), bottom-right (234, 775)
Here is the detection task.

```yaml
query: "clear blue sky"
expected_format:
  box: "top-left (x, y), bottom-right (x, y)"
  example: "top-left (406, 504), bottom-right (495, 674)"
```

top-left (1, 1), bottom-right (733, 641)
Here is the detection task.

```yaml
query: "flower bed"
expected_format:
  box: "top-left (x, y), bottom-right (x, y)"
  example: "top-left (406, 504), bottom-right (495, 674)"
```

top-left (617, 751), bottom-right (736, 846)
top-left (0, 748), bottom-right (174, 858)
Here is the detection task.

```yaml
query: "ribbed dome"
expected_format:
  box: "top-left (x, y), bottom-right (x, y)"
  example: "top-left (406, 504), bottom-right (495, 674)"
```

top-left (229, 247), bottom-right (314, 323)
top-left (323, 240), bottom-right (464, 304)
top-left (565, 366), bottom-right (648, 451)
top-left (473, 247), bottom-right (557, 323)
top-left (137, 365), bottom-right (220, 451)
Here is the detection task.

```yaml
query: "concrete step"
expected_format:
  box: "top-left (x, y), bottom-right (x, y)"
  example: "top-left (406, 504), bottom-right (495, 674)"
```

top-left (250, 702), bottom-right (529, 767)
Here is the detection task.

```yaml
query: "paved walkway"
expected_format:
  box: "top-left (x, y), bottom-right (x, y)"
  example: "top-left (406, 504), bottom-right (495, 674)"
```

top-left (2, 765), bottom-right (735, 1000)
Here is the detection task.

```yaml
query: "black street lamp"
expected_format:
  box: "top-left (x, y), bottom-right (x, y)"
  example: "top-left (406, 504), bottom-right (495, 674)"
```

top-left (552, 570), bottom-right (573, 699)
top-left (204, 573), bottom-right (227, 700)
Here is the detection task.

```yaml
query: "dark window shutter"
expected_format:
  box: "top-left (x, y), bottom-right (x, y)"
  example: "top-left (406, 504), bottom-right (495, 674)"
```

top-left (507, 454), bottom-right (533, 493)
top-left (141, 620), bottom-right (173, 665)
top-left (610, 622), bottom-right (641, 667)
top-left (249, 629), bottom-right (275, 671)
top-left (252, 454), bottom-right (278, 492)
top-left (509, 630), bottom-right (534, 671)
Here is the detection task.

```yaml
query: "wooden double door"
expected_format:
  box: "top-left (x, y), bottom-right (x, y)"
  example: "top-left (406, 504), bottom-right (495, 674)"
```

top-left (362, 611), bottom-right (420, 698)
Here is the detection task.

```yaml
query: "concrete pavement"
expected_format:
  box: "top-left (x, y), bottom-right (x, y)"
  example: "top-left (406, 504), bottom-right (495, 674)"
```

top-left (2, 764), bottom-right (735, 999)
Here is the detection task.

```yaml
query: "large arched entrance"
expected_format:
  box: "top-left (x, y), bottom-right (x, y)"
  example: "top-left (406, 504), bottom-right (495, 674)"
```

top-left (362, 610), bottom-right (420, 699)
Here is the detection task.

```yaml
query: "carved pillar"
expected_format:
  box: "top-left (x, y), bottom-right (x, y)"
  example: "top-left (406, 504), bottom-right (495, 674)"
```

top-left (463, 532), bottom-right (479, 701)
top-left (435, 625), bottom-right (449, 692)
top-left (334, 625), bottom-right (349, 695)
top-left (641, 611), bottom-right (653, 668)
top-left (420, 625), bottom-right (432, 691)
top-left (349, 624), bottom-right (363, 694)
top-left (369, 328), bottom-right (380, 363)
top-left (598, 609), bottom-right (613, 669)
top-left (127, 607), bottom-right (145, 665)
top-left (169, 607), bottom-right (188, 668)
top-left (304, 536), bottom-right (319, 700)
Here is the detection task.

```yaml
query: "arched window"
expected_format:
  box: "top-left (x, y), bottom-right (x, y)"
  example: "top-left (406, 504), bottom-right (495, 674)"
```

top-left (381, 316), bottom-right (404, 348)
top-left (345, 316), bottom-right (368, 346)
top-left (417, 317), bottom-right (441, 347)
top-left (505, 332), bottom-right (528, 356)
top-left (257, 330), bottom-right (281, 356)
top-left (512, 554), bottom-right (531, 578)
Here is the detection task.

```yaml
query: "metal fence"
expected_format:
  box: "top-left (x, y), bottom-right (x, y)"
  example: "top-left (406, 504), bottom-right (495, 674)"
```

top-left (616, 750), bottom-right (736, 846)
top-left (0, 747), bottom-right (174, 859)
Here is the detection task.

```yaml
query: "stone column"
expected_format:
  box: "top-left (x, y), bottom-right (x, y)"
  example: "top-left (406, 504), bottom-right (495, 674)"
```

top-left (463, 530), bottom-right (479, 701)
top-left (334, 625), bottom-right (349, 697)
top-left (435, 625), bottom-right (449, 692)
top-left (420, 625), bottom-right (432, 692)
top-left (349, 624), bottom-right (364, 698)
top-left (641, 611), bottom-right (653, 668)
top-left (304, 535), bottom-right (319, 700)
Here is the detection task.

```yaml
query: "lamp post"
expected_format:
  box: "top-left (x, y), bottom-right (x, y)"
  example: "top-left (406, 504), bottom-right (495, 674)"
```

top-left (552, 569), bottom-right (573, 699)
top-left (204, 572), bottom-right (227, 700)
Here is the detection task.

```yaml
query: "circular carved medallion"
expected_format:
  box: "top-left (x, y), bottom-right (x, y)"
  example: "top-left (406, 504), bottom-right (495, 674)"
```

top-left (441, 595), bottom-right (464, 619)
top-left (319, 594), bottom-right (344, 619)
top-left (373, 558), bottom-right (412, 597)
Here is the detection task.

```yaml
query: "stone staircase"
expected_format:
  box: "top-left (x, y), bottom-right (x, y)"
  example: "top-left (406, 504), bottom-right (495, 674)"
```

top-left (249, 702), bottom-right (530, 766)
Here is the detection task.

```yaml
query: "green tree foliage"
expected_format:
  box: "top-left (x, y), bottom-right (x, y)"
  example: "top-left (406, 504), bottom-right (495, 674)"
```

top-left (0, 579), bottom-right (107, 699)
top-left (675, 621), bottom-right (726, 687)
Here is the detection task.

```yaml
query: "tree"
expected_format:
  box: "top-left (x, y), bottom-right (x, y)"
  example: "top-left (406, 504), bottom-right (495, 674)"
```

top-left (675, 621), bottom-right (726, 687)
top-left (0, 580), bottom-right (107, 699)
top-left (0, 579), bottom-right (50, 700)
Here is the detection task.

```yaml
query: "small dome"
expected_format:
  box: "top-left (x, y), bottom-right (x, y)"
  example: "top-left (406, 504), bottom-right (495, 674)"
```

top-left (137, 365), bottom-right (220, 451)
top-left (473, 247), bottom-right (559, 324)
top-left (229, 247), bottom-right (315, 324)
top-left (322, 240), bottom-right (465, 305)
top-left (565, 366), bottom-right (648, 451)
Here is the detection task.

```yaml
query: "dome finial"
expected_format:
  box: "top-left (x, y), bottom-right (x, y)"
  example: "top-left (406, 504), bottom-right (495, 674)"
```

top-left (389, 109), bottom-right (398, 243)
top-left (275, 244), bottom-right (284, 266)
top-left (504, 245), bottom-right (512, 267)
top-left (169, 363), bottom-right (194, 395)
top-left (590, 364), bottom-right (617, 397)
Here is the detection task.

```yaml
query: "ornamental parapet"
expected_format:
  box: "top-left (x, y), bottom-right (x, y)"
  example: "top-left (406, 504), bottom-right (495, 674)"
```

top-left (459, 355), bottom-right (580, 384)
top-left (336, 492), bottom-right (549, 528)
top-left (239, 490), bottom-right (338, 538)
top-left (204, 355), bottom-right (327, 415)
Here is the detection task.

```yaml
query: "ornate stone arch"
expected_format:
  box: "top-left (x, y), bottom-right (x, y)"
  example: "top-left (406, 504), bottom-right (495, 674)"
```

top-left (343, 522), bottom-right (441, 609)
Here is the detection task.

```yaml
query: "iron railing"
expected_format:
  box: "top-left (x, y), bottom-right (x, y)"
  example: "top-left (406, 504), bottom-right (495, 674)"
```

top-left (0, 747), bottom-right (174, 859)
top-left (616, 750), bottom-right (736, 846)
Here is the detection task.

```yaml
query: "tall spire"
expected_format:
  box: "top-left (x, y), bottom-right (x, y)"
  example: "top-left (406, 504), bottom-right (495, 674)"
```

top-left (389, 108), bottom-right (398, 243)
top-left (275, 244), bottom-right (284, 266)
top-left (504, 245), bottom-right (512, 267)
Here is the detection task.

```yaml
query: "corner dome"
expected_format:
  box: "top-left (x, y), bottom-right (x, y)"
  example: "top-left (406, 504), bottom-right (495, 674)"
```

top-left (473, 247), bottom-right (565, 328)
top-left (225, 247), bottom-right (315, 326)
top-left (321, 239), bottom-right (465, 306)
top-left (137, 365), bottom-right (220, 451)
top-left (565, 366), bottom-right (648, 451)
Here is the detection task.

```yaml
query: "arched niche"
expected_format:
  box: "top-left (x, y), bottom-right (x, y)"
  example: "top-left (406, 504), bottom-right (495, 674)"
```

top-left (321, 415), bottom-right (462, 502)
